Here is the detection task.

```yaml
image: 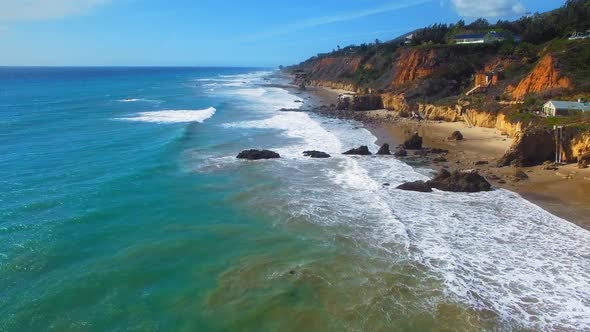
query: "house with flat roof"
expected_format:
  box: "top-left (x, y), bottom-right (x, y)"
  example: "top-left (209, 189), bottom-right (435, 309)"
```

top-left (453, 31), bottom-right (514, 45)
top-left (543, 100), bottom-right (590, 116)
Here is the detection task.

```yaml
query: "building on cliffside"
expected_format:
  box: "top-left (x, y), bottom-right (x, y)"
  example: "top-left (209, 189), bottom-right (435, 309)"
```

top-left (543, 100), bottom-right (590, 116)
top-left (453, 31), bottom-right (516, 45)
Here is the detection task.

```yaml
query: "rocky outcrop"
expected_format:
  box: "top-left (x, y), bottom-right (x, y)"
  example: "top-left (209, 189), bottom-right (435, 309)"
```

top-left (303, 151), bottom-right (331, 158)
top-left (394, 148), bottom-right (408, 157)
top-left (397, 181), bottom-right (433, 192)
top-left (509, 55), bottom-right (573, 100)
top-left (418, 104), bottom-right (463, 122)
top-left (381, 93), bottom-right (410, 115)
top-left (562, 129), bottom-right (590, 163)
top-left (237, 150), bottom-right (281, 160)
top-left (377, 144), bottom-right (391, 155)
top-left (337, 94), bottom-right (384, 111)
top-left (449, 131), bottom-right (464, 141)
top-left (393, 49), bottom-right (438, 88)
top-left (398, 169), bottom-right (492, 193)
top-left (498, 129), bottom-right (555, 167)
top-left (306, 80), bottom-right (359, 93)
top-left (343, 146), bottom-right (372, 155)
top-left (403, 133), bottom-right (423, 150)
top-left (429, 169), bottom-right (492, 192)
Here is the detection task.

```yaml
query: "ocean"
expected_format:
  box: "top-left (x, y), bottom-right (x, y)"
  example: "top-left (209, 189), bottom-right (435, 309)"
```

top-left (1, 67), bottom-right (589, 331)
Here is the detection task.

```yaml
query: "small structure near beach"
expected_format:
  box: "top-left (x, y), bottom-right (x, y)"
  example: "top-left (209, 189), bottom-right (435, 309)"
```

top-left (542, 100), bottom-right (590, 116)
top-left (452, 31), bottom-right (513, 45)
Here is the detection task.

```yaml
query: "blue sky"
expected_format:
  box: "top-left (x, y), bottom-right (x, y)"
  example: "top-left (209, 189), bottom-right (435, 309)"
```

top-left (0, 0), bottom-right (565, 66)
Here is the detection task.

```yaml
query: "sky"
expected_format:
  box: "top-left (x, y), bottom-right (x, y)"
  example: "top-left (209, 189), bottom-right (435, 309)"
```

top-left (0, 0), bottom-right (566, 67)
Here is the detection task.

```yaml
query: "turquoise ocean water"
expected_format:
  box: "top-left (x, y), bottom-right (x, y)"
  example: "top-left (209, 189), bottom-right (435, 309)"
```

top-left (1, 67), bottom-right (590, 331)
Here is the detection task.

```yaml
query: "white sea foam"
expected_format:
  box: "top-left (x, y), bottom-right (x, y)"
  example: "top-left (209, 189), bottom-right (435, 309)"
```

top-left (119, 107), bottom-right (216, 124)
top-left (118, 98), bottom-right (161, 103)
top-left (223, 111), bottom-right (342, 158)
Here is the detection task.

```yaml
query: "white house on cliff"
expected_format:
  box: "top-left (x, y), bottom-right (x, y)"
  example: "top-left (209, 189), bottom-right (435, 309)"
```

top-left (543, 100), bottom-right (590, 116)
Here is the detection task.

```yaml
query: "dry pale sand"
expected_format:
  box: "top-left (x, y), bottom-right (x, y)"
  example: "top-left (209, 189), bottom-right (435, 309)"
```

top-left (372, 118), bottom-right (590, 229)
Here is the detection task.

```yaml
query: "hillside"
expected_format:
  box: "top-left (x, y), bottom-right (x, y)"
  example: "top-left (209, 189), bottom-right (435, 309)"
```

top-left (285, 0), bottom-right (590, 167)
top-left (286, 0), bottom-right (590, 109)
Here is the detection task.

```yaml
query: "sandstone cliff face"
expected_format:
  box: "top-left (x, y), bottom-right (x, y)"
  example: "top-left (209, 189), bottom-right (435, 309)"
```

top-left (498, 129), bottom-right (556, 166)
top-left (418, 104), bottom-right (463, 122)
top-left (562, 128), bottom-right (590, 162)
top-left (464, 110), bottom-right (528, 137)
top-left (308, 80), bottom-right (359, 93)
top-left (381, 93), bottom-right (410, 115)
top-left (392, 49), bottom-right (438, 88)
top-left (509, 55), bottom-right (573, 100)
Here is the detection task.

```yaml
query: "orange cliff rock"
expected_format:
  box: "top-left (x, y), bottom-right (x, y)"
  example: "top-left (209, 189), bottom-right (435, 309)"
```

top-left (392, 49), bottom-right (438, 88)
top-left (509, 55), bottom-right (572, 100)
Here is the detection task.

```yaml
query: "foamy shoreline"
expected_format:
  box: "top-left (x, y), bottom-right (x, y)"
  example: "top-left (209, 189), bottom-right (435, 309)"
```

top-left (288, 82), bottom-right (590, 230)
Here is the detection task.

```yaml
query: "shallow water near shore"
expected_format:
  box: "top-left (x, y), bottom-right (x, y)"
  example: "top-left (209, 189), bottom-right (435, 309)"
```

top-left (1, 67), bottom-right (590, 331)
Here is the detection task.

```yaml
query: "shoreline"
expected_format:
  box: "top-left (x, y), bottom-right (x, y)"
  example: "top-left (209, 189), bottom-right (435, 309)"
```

top-left (292, 84), bottom-right (590, 230)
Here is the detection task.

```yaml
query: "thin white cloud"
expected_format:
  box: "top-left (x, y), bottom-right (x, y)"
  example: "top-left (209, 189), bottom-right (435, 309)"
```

top-left (0, 0), bottom-right (111, 21)
top-left (451, 0), bottom-right (526, 17)
top-left (245, 0), bottom-right (434, 41)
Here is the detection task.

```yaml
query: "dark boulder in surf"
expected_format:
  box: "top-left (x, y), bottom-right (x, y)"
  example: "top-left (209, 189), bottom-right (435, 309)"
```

top-left (343, 146), bottom-right (372, 155)
top-left (377, 144), bottom-right (391, 155)
top-left (397, 169), bottom-right (492, 193)
top-left (403, 133), bottom-right (423, 150)
top-left (429, 169), bottom-right (492, 192)
top-left (237, 149), bottom-right (281, 160)
top-left (394, 148), bottom-right (408, 157)
top-left (303, 151), bottom-right (331, 158)
top-left (397, 181), bottom-right (433, 192)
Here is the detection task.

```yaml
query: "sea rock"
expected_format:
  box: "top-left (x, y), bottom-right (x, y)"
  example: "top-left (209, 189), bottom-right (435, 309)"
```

top-left (403, 133), bottom-right (423, 150)
top-left (303, 151), bottom-right (331, 158)
top-left (377, 144), bottom-right (391, 155)
top-left (397, 181), bottom-right (433, 192)
top-left (237, 149), bottom-right (281, 160)
top-left (343, 146), bottom-right (372, 155)
top-left (397, 169), bottom-right (491, 193)
top-left (430, 148), bottom-right (449, 154)
top-left (541, 161), bottom-right (559, 170)
top-left (449, 131), bottom-right (464, 141)
top-left (429, 169), bottom-right (492, 192)
top-left (394, 148), bottom-right (408, 157)
top-left (475, 160), bottom-right (489, 166)
top-left (514, 170), bottom-right (529, 180)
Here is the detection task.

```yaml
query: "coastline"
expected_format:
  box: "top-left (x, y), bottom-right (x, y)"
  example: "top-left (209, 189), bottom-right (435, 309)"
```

top-left (295, 84), bottom-right (590, 229)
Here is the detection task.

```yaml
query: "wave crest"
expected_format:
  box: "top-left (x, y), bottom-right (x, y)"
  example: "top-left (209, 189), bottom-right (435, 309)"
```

top-left (119, 107), bottom-right (216, 124)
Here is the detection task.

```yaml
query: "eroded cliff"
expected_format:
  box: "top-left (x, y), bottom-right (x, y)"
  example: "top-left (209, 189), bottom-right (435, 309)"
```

top-left (508, 55), bottom-right (573, 100)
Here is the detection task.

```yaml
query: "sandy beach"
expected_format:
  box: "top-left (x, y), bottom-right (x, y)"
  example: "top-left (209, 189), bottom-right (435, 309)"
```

top-left (305, 86), bottom-right (590, 229)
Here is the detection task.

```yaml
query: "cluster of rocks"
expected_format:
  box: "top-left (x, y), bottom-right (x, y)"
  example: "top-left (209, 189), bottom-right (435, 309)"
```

top-left (397, 169), bottom-right (492, 193)
top-left (237, 133), bottom-right (493, 193)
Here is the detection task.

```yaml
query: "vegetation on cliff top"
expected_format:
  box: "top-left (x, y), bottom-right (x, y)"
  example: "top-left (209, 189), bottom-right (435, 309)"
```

top-left (288, 0), bottom-right (590, 106)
